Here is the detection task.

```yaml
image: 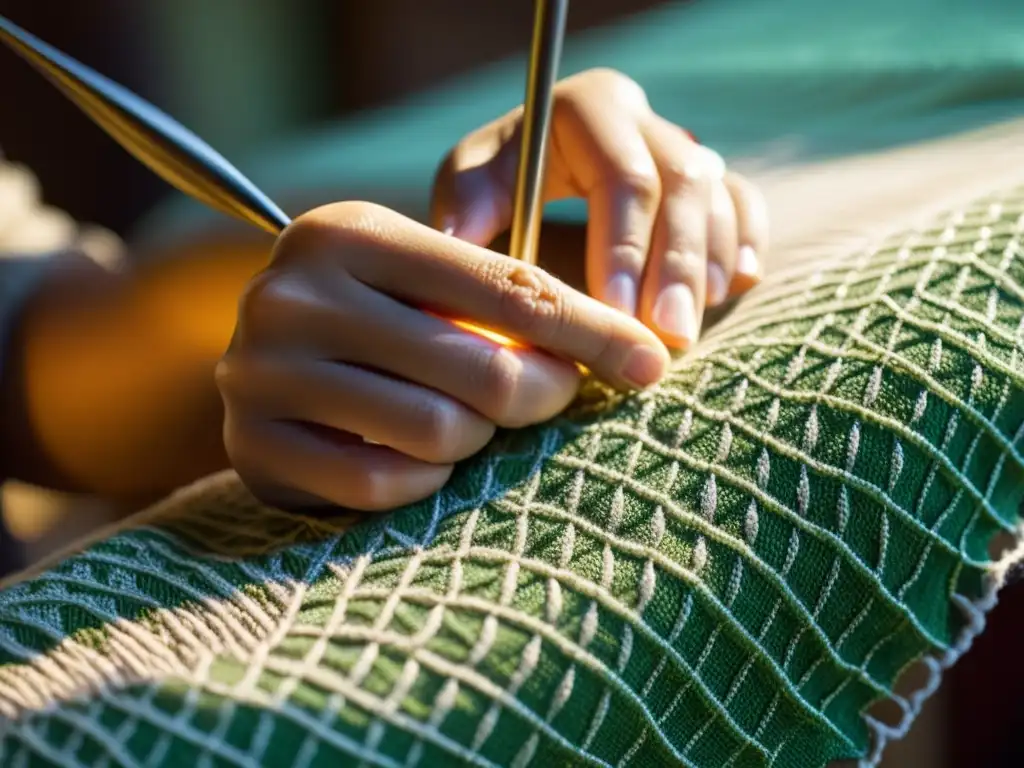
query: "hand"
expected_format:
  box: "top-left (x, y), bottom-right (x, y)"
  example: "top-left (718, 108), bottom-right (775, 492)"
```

top-left (431, 68), bottom-right (769, 350)
top-left (217, 202), bottom-right (670, 511)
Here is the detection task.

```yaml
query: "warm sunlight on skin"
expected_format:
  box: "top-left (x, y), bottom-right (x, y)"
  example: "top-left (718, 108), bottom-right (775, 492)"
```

top-left (451, 317), bottom-right (593, 377)
top-left (450, 319), bottom-right (522, 349)
top-left (420, 309), bottom-right (524, 348)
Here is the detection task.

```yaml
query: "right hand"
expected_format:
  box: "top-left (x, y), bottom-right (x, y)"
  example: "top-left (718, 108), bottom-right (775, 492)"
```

top-left (217, 201), bottom-right (670, 512)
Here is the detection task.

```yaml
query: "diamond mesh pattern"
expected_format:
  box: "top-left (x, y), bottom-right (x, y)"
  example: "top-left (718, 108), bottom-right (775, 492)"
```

top-left (2, 188), bottom-right (1024, 767)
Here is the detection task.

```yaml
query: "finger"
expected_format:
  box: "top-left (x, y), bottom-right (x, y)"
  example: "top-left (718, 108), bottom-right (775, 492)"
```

top-left (217, 355), bottom-right (496, 464)
top-left (725, 172), bottom-right (770, 295)
top-left (706, 177), bottom-right (739, 307)
top-left (547, 99), bottom-right (660, 318)
top-left (281, 203), bottom-right (670, 391)
top-left (244, 266), bottom-right (583, 427)
top-left (429, 112), bottom-right (522, 247)
top-left (637, 119), bottom-right (716, 349)
top-left (433, 78), bottom-right (664, 319)
top-left (346, 287), bottom-right (583, 427)
top-left (226, 416), bottom-right (452, 512)
top-left (427, 74), bottom-right (652, 254)
top-left (429, 105), bottom-right (581, 247)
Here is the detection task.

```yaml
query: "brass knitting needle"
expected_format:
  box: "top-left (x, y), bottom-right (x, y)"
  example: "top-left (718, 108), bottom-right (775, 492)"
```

top-left (507, 0), bottom-right (569, 265)
top-left (0, 13), bottom-right (290, 236)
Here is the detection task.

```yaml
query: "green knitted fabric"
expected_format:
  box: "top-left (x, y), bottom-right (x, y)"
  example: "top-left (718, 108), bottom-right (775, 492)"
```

top-left (2, 187), bottom-right (1024, 768)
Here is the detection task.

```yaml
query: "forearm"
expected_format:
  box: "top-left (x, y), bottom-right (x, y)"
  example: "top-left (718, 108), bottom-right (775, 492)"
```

top-left (2, 235), bottom-right (272, 502)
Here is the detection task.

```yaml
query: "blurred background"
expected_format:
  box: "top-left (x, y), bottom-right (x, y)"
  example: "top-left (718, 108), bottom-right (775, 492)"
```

top-left (0, 1), bottom-right (1022, 765)
top-left (0, 0), bottom-right (664, 235)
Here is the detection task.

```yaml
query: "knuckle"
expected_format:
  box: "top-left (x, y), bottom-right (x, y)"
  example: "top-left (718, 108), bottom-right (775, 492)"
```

top-left (661, 148), bottom-right (725, 194)
top-left (413, 399), bottom-right (467, 461)
top-left (214, 351), bottom-right (276, 408)
top-left (575, 68), bottom-right (650, 110)
top-left (607, 242), bottom-right (648, 279)
top-left (238, 255), bottom-right (360, 345)
top-left (616, 167), bottom-right (662, 208)
top-left (478, 345), bottom-right (526, 425)
top-left (555, 69), bottom-right (650, 131)
top-left (592, 325), bottom-right (619, 378)
top-left (492, 263), bottom-right (570, 342)
top-left (235, 268), bottom-right (297, 338)
top-left (302, 199), bottom-right (393, 232)
top-left (279, 200), bottom-right (394, 258)
top-left (660, 249), bottom-right (705, 284)
top-left (213, 355), bottom-right (243, 400)
top-left (659, 160), bottom-right (711, 193)
top-left (696, 145), bottom-right (727, 182)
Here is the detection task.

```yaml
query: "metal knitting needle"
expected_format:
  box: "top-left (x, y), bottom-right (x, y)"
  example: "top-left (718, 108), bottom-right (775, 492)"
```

top-left (0, 7), bottom-right (568, 261)
top-left (0, 13), bottom-right (290, 236)
top-left (508, 0), bottom-right (569, 265)
top-left (0, 12), bottom-right (541, 355)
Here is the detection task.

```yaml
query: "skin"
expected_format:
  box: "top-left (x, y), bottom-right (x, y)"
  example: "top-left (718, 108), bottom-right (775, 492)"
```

top-left (432, 70), bottom-right (769, 345)
top-left (1, 69), bottom-right (769, 511)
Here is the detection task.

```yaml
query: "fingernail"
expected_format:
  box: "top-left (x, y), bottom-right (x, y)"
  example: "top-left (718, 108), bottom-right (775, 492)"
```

top-left (737, 245), bottom-right (759, 278)
top-left (706, 263), bottom-right (728, 307)
top-left (622, 344), bottom-right (666, 388)
top-left (652, 283), bottom-right (698, 344)
top-left (605, 273), bottom-right (637, 316)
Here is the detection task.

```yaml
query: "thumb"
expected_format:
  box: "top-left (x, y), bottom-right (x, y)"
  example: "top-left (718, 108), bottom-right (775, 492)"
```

top-left (430, 122), bottom-right (520, 247)
top-left (436, 180), bottom-right (507, 247)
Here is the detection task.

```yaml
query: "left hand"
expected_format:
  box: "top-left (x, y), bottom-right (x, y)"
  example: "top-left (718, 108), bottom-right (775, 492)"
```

top-left (430, 68), bottom-right (769, 350)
